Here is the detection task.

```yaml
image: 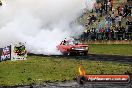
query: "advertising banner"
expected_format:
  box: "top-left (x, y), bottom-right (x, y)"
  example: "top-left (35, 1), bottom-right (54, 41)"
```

top-left (0, 46), bottom-right (11, 61)
top-left (11, 43), bottom-right (27, 61)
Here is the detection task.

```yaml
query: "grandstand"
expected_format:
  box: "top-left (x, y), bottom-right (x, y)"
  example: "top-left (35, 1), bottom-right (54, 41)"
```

top-left (79, 0), bottom-right (132, 43)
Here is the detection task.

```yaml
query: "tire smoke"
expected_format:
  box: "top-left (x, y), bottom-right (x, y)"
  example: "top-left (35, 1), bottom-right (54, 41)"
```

top-left (0, 0), bottom-right (95, 55)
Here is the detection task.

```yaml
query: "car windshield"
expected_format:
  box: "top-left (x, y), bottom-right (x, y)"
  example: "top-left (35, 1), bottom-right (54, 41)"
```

top-left (67, 40), bottom-right (80, 45)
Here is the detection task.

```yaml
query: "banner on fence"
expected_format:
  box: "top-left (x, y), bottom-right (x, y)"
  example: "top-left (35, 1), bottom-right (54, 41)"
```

top-left (11, 43), bottom-right (27, 61)
top-left (0, 46), bottom-right (11, 61)
top-left (0, 42), bottom-right (27, 61)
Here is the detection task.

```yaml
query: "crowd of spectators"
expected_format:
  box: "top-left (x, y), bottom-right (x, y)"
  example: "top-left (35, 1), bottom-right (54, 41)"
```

top-left (80, 0), bottom-right (132, 41)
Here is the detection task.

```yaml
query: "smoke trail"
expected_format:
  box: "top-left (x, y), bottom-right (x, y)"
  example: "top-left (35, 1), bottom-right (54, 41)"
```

top-left (0, 0), bottom-right (95, 55)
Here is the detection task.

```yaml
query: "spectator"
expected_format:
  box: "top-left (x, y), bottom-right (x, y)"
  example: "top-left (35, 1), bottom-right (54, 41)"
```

top-left (108, 1), bottom-right (112, 11)
top-left (115, 16), bottom-right (119, 27)
top-left (105, 14), bottom-right (112, 26)
top-left (128, 7), bottom-right (131, 16)
top-left (110, 28), bottom-right (115, 40)
top-left (104, 2), bottom-right (108, 14)
top-left (105, 27), bottom-right (110, 40)
top-left (118, 14), bottom-right (122, 26)
top-left (123, 5), bottom-right (129, 17)
top-left (79, 0), bottom-right (132, 41)
top-left (100, 27), bottom-right (105, 40)
top-left (111, 12), bottom-right (115, 25)
top-left (119, 26), bottom-right (124, 40)
top-left (121, 26), bottom-right (126, 39)
top-left (91, 15), bottom-right (97, 22)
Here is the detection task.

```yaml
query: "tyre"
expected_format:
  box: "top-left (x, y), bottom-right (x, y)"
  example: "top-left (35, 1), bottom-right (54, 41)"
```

top-left (63, 52), bottom-right (71, 56)
top-left (67, 52), bottom-right (70, 56)
top-left (84, 52), bottom-right (88, 55)
top-left (77, 76), bottom-right (87, 85)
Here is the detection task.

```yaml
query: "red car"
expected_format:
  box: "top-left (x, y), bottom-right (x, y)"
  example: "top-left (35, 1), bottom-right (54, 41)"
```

top-left (56, 39), bottom-right (89, 55)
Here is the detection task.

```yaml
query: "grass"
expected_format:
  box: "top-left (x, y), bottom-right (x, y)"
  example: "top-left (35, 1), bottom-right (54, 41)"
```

top-left (0, 44), bottom-right (132, 86)
top-left (89, 44), bottom-right (132, 56)
top-left (0, 55), bottom-right (132, 86)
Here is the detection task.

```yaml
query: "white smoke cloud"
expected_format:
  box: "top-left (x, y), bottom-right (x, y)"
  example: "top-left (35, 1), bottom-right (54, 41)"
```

top-left (0, 0), bottom-right (95, 55)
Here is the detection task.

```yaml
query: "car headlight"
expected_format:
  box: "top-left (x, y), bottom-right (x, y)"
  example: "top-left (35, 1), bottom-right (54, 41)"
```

top-left (85, 47), bottom-right (88, 50)
top-left (71, 48), bottom-right (75, 50)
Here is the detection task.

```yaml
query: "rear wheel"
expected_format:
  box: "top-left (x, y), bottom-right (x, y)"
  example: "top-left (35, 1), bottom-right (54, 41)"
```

top-left (84, 52), bottom-right (88, 55)
top-left (77, 76), bottom-right (87, 85)
top-left (67, 52), bottom-right (70, 56)
top-left (63, 52), bottom-right (71, 56)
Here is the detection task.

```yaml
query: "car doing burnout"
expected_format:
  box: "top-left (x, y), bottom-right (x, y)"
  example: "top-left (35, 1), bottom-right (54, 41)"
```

top-left (56, 39), bottom-right (89, 55)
